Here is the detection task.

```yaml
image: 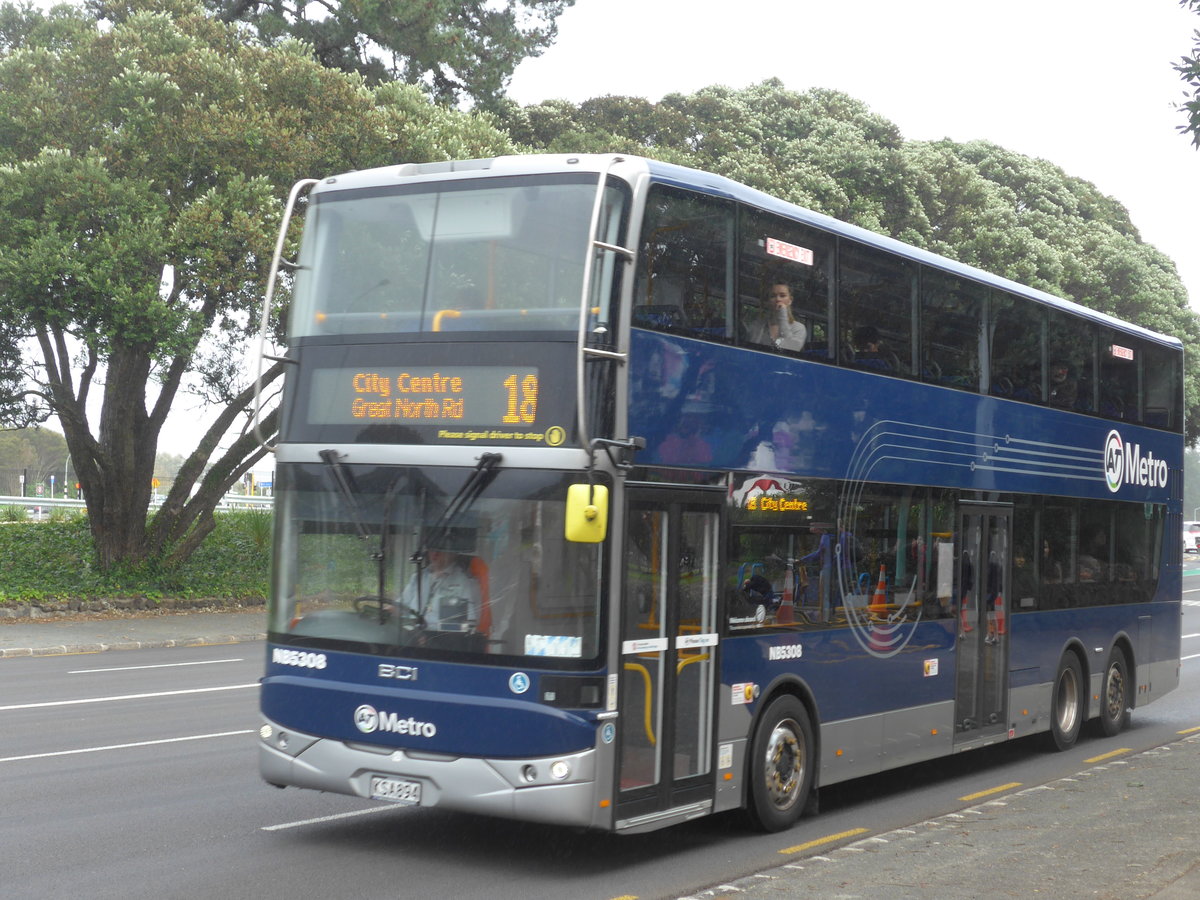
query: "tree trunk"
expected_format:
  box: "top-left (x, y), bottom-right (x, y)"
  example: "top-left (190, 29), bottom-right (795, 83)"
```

top-left (90, 345), bottom-right (157, 568)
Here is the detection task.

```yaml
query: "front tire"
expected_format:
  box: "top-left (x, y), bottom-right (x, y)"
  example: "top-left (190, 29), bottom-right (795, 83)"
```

top-left (746, 695), bottom-right (815, 832)
top-left (1047, 653), bottom-right (1084, 751)
top-left (1097, 648), bottom-right (1131, 737)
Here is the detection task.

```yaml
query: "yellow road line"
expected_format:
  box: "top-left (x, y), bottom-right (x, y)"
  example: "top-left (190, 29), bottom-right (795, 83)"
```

top-left (959, 781), bottom-right (1022, 802)
top-left (1178, 725), bottom-right (1200, 735)
top-left (1084, 747), bottom-right (1132, 763)
top-left (780, 826), bottom-right (870, 855)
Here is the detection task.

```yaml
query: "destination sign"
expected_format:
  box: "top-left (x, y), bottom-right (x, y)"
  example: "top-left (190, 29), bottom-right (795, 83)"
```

top-left (308, 366), bottom-right (540, 428)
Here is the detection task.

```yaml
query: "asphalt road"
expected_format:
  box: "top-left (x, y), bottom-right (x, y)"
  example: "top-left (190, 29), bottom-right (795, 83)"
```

top-left (1, 587), bottom-right (1198, 899)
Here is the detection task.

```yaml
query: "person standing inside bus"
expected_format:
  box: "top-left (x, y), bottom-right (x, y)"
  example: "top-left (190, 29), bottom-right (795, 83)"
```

top-left (800, 521), bottom-right (857, 622)
top-left (747, 282), bottom-right (807, 351)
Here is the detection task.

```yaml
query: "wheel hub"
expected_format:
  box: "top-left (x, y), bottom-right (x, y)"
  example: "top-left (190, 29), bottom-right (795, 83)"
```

top-left (765, 721), bottom-right (804, 809)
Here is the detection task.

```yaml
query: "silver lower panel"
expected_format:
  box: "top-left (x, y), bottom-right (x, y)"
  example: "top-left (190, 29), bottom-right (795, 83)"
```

top-left (260, 717), bottom-right (607, 829)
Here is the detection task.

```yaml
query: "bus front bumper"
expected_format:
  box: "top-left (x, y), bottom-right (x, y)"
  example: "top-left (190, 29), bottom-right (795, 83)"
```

top-left (259, 716), bottom-right (607, 829)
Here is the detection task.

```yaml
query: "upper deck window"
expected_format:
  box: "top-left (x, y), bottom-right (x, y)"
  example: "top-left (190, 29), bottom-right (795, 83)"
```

top-left (739, 208), bottom-right (834, 359)
top-left (920, 269), bottom-right (985, 392)
top-left (634, 187), bottom-right (734, 341)
top-left (839, 242), bottom-right (916, 376)
top-left (989, 293), bottom-right (1044, 402)
top-left (1047, 309), bottom-right (1097, 412)
top-left (289, 174), bottom-right (627, 339)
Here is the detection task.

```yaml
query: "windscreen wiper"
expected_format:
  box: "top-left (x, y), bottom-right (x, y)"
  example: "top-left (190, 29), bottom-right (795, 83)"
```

top-left (407, 453), bottom-right (502, 632)
top-left (410, 452), bottom-right (502, 572)
top-left (318, 449), bottom-right (371, 541)
top-left (319, 449), bottom-right (402, 623)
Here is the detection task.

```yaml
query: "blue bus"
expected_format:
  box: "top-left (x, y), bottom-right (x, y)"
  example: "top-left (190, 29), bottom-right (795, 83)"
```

top-left (256, 154), bottom-right (1182, 834)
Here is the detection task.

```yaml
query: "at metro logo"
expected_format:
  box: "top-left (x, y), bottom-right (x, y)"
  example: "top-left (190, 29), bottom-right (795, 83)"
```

top-left (1104, 429), bottom-right (1168, 494)
top-left (353, 704), bottom-right (437, 738)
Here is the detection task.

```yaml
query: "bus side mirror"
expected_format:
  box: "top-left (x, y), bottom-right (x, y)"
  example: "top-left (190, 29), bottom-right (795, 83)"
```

top-left (565, 483), bottom-right (608, 543)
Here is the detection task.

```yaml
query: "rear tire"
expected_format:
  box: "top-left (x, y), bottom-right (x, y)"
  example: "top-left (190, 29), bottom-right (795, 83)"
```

top-left (745, 695), bottom-right (815, 832)
top-left (1047, 653), bottom-right (1084, 751)
top-left (1097, 648), bottom-right (1131, 737)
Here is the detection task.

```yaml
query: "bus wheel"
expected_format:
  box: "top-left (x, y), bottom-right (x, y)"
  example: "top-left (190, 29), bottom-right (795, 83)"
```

top-left (746, 695), bottom-right (815, 832)
top-left (1047, 653), bottom-right (1084, 751)
top-left (1097, 648), bottom-right (1131, 737)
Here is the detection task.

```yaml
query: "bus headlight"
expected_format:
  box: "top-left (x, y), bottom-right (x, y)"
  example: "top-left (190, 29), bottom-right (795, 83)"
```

top-left (550, 760), bottom-right (571, 781)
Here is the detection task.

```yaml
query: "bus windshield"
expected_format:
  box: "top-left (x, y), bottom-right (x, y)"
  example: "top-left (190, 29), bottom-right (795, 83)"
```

top-left (271, 462), bottom-right (604, 664)
top-left (289, 173), bottom-right (626, 338)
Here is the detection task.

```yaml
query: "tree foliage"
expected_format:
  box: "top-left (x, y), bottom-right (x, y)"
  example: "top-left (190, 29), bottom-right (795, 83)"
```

top-left (1177, 0), bottom-right (1200, 148)
top-left (497, 79), bottom-right (1200, 441)
top-left (199, 0), bottom-right (573, 109)
top-left (0, 0), bottom-right (514, 570)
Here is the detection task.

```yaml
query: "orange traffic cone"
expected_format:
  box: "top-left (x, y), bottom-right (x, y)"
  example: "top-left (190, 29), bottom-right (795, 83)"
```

top-left (870, 565), bottom-right (887, 615)
top-left (777, 561), bottom-right (795, 623)
top-left (960, 597), bottom-right (973, 633)
top-left (993, 594), bottom-right (1006, 635)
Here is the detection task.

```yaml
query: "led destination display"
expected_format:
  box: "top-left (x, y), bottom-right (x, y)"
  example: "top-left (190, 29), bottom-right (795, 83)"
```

top-left (308, 366), bottom-right (540, 428)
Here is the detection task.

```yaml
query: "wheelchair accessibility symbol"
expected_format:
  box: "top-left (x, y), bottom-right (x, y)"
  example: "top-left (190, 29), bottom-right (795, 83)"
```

top-left (509, 672), bottom-right (530, 694)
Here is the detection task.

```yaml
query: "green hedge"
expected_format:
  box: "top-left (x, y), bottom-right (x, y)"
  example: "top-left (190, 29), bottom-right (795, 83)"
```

top-left (0, 510), bottom-right (271, 604)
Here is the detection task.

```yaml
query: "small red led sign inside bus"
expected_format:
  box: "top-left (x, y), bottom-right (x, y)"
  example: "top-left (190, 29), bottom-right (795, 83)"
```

top-left (765, 237), bottom-right (814, 266)
top-left (1109, 344), bottom-right (1134, 361)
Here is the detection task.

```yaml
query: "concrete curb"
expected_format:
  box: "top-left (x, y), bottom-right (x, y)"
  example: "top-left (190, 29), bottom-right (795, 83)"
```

top-left (0, 632), bottom-right (266, 658)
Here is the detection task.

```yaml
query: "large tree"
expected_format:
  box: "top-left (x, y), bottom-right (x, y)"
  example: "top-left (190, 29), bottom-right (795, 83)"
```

top-left (0, 0), bottom-right (514, 570)
top-left (498, 80), bottom-right (1200, 440)
top-left (201, 0), bottom-right (574, 109)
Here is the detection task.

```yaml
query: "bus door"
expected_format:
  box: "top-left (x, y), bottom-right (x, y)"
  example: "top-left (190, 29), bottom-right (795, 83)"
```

top-left (616, 489), bottom-right (722, 826)
top-left (954, 505), bottom-right (1011, 743)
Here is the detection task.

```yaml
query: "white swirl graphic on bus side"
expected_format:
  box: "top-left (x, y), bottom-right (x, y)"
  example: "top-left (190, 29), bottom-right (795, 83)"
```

top-left (837, 424), bottom-right (928, 658)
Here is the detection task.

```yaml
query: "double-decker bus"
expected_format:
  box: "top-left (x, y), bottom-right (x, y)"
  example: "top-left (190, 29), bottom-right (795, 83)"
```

top-left (256, 154), bottom-right (1182, 834)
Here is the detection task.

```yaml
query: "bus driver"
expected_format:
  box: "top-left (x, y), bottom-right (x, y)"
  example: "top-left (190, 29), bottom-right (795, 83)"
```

top-left (399, 548), bottom-right (481, 632)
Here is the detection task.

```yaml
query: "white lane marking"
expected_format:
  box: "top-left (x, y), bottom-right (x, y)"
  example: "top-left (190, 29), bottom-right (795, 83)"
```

top-left (69, 659), bottom-right (245, 674)
top-left (0, 683), bottom-right (258, 712)
top-left (262, 806), bottom-right (397, 832)
top-left (0, 730), bottom-right (253, 763)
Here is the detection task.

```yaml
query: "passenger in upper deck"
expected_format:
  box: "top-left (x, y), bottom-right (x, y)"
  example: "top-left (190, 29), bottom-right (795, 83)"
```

top-left (746, 282), bottom-right (807, 352)
top-left (850, 325), bottom-right (892, 371)
top-left (1048, 361), bottom-right (1078, 408)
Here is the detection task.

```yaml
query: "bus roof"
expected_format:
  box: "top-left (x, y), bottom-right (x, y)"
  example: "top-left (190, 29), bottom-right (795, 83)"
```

top-left (311, 153), bottom-right (1182, 351)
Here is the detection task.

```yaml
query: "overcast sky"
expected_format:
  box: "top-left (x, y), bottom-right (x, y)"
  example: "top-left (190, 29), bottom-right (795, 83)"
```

top-left (509, 0), bottom-right (1200, 309)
